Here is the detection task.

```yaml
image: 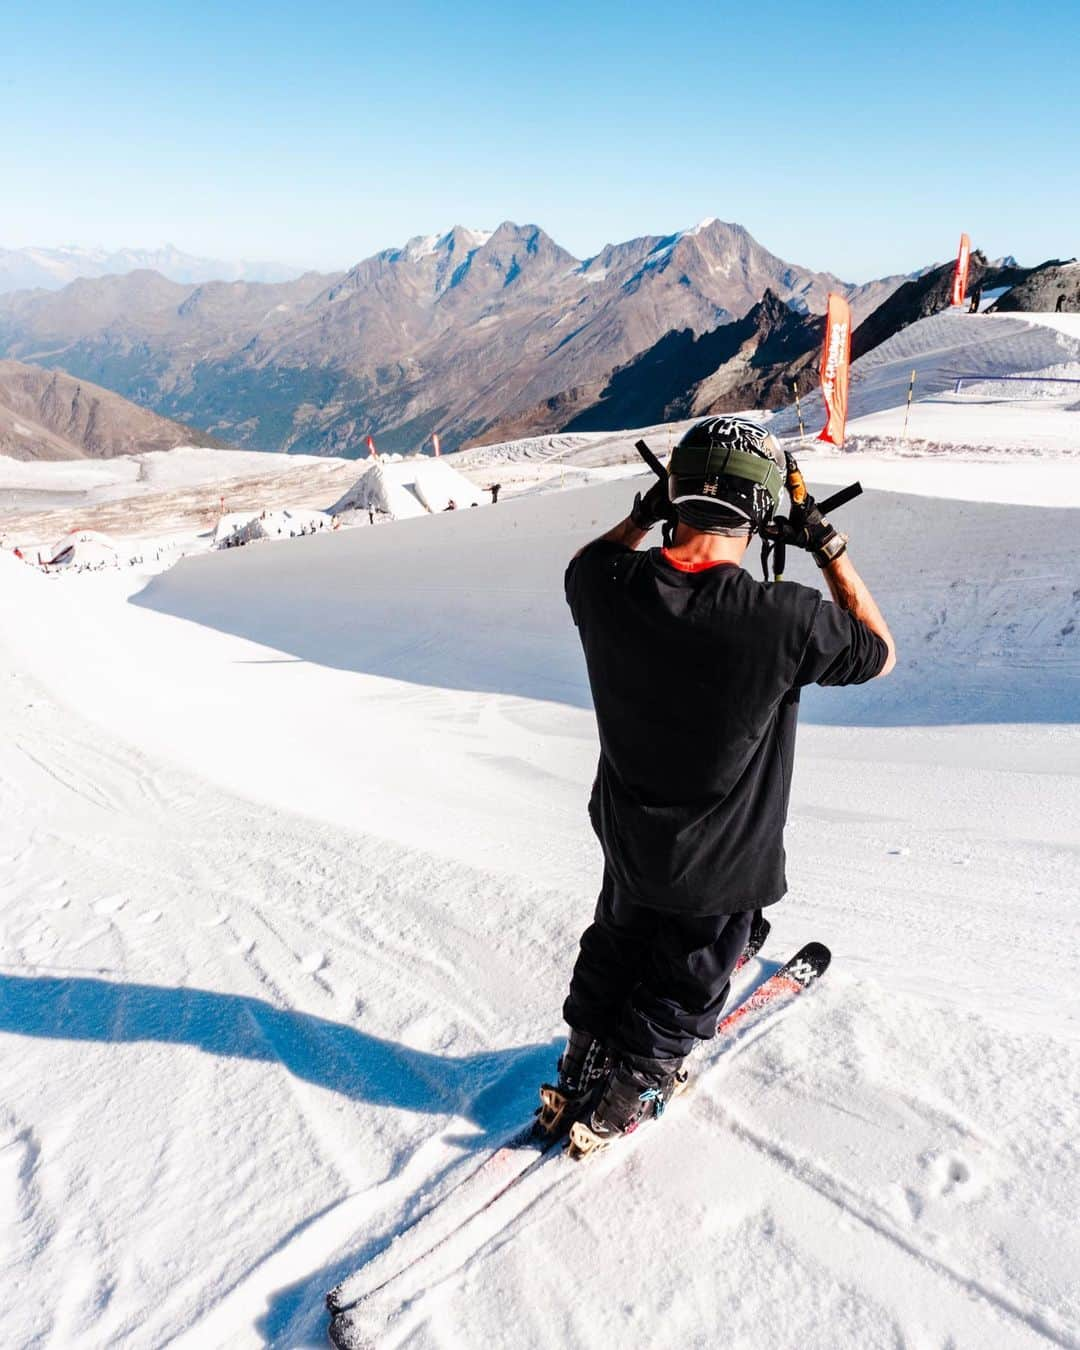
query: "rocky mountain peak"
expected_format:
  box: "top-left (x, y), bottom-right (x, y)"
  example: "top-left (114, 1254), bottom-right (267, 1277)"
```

top-left (0, 218), bottom-right (926, 456)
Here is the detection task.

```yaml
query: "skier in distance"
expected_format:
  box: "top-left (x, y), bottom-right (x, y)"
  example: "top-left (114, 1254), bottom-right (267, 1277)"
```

top-left (546, 415), bottom-right (896, 1152)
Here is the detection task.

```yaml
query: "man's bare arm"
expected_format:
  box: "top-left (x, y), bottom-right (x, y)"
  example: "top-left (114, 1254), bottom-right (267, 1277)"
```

top-left (821, 553), bottom-right (896, 677)
top-left (601, 517), bottom-right (650, 549)
top-left (571, 474), bottom-right (670, 558)
top-left (571, 515), bottom-right (652, 560)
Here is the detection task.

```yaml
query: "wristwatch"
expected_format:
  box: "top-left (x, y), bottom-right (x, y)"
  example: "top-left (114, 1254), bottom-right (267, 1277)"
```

top-left (813, 531), bottom-right (848, 568)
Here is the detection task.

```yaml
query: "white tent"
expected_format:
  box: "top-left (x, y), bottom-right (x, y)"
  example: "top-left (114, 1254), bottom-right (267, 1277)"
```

top-left (329, 458), bottom-right (482, 520)
top-left (215, 508), bottom-right (333, 548)
top-left (45, 530), bottom-right (121, 568)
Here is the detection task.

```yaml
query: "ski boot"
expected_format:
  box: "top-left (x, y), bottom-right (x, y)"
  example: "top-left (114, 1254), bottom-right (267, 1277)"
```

top-left (567, 1056), bottom-right (688, 1160)
top-left (536, 1027), bottom-right (610, 1139)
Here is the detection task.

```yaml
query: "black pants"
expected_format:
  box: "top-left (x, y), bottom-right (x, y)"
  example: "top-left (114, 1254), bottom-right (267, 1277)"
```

top-left (563, 870), bottom-right (753, 1068)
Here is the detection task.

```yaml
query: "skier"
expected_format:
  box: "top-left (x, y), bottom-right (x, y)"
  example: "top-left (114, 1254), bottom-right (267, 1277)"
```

top-left (968, 284), bottom-right (982, 314)
top-left (489, 483), bottom-right (502, 504)
top-left (545, 415), bottom-right (896, 1153)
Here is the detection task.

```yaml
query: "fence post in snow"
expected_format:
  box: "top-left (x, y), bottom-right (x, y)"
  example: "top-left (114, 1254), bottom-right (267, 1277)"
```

top-left (902, 368), bottom-right (917, 441)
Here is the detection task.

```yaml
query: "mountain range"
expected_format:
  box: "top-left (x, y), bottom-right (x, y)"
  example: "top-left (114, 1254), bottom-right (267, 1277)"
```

top-left (0, 244), bottom-right (303, 294)
top-left (0, 220), bottom-right (916, 457)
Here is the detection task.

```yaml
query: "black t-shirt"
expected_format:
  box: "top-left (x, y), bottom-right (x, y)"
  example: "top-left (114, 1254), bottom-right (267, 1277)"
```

top-left (565, 541), bottom-right (887, 915)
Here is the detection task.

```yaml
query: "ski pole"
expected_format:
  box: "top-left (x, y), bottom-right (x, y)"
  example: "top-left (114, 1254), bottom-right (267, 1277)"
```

top-left (792, 380), bottom-right (805, 442)
top-left (634, 439), bottom-right (667, 481)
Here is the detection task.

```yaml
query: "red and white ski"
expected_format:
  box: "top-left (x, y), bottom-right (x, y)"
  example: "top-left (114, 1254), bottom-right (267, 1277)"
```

top-left (327, 940), bottom-right (828, 1349)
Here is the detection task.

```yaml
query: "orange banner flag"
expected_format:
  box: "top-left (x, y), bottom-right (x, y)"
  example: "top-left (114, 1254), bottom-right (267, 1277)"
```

top-left (950, 233), bottom-right (971, 307)
top-left (365, 434), bottom-right (378, 459)
top-left (817, 293), bottom-right (852, 447)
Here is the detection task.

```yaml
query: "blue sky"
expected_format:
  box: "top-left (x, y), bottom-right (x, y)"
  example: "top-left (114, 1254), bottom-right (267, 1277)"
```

top-left (5, 0), bottom-right (1078, 280)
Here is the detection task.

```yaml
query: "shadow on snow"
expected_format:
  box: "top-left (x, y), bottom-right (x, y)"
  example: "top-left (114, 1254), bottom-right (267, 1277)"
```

top-left (0, 971), bottom-right (556, 1133)
top-left (128, 484), bottom-right (1080, 728)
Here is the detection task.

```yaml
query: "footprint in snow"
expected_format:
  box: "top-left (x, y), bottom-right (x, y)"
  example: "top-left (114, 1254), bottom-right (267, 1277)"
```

top-left (300, 951), bottom-right (326, 975)
top-left (932, 1153), bottom-right (973, 1197)
top-left (137, 910), bottom-right (161, 925)
top-left (199, 912), bottom-right (230, 927)
top-left (46, 895), bottom-right (70, 911)
top-left (94, 895), bottom-right (126, 915)
top-left (231, 936), bottom-right (256, 955)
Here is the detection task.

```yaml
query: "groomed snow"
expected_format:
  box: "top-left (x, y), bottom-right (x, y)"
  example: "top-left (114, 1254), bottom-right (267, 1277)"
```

top-left (1, 307), bottom-right (1079, 1348)
top-left (1, 445), bottom-right (1078, 1347)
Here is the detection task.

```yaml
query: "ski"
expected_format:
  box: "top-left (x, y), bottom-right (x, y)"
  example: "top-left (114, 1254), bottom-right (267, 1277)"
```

top-left (715, 939), bottom-right (829, 1038)
top-left (326, 938), bottom-right (826, 1346)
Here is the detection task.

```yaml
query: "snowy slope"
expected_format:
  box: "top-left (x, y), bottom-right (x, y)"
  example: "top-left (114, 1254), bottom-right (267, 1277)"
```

top-left (411, 459), bottom-right (483, 511)
top-left (770, 310), bottom-right (1080, 450)
top-left (1, 448), bottom-right (1078, 1350)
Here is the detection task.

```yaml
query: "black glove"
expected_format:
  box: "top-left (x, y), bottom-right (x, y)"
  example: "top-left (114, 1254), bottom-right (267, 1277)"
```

top-left (630, 475), bottom-right (676, 532)
top-left (763, 494), bottom-right (847, 567)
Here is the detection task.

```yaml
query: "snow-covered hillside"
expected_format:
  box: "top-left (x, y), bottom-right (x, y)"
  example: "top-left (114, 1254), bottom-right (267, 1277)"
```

top-left (1, 413), bottom-right (1078, 1348)
top-left (769, 310), bottom-right (1080, 451)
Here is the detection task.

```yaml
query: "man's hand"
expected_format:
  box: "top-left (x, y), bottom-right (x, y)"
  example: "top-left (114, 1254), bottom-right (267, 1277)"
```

top-left (764, 493), bottom-right (846, 568)
top-left (630, 475), bottom-right (676, 533)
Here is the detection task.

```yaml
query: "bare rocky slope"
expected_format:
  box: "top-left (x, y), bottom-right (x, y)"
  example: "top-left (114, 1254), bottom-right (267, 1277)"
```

top-left (0, 359), bottom-right (226, 461)
top-left (989, 260), bottom-right (1080, 314)
top-left (0, 221), bottom-right (911, 457)
top-left (510, 289), bottom-right (823, 434)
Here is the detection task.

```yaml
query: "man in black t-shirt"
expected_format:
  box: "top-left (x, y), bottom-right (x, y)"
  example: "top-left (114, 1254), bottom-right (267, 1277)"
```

top-left (540, 416), bottom-right (895, 1154)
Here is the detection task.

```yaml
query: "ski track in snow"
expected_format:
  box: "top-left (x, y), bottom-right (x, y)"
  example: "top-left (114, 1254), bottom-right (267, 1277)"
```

top-left (2, 386), bottom-right (1080, 1346)
top-left (0, 658), bottom-right (573, 1347)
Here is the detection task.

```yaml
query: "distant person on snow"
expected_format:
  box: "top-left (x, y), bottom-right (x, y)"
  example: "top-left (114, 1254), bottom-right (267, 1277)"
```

top-left (968, 284), bottom-right (982, 314)
top-left (544, 415), bottom-right (896, 1155)
top-left (1056, 293), bottom-right (1067, 313)
top-left (489, 483), bottom-right (501, 504)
